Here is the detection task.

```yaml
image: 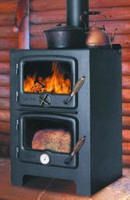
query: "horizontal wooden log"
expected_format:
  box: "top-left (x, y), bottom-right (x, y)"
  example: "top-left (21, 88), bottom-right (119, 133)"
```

top-left (122, 89), bottom-right (130, 102)
top-left (122, 76), bottom-right (130, 89)
top-left (0, 26), bottom-right (18, 38)
top-left (0, 63), bottom-right (10, 74)
top-left (31, 0), bottom-right (65, 11)
top-left (90, 20), bottom-right (130, 35)
top-left (31, 0), bottom-right (130, 11)
top-left (0, 133), bottom-right (9, 144)
top-left (0, 14), bottom-right (15, 26)
top-left (90, 7), bottom-right (130, 21)
top-left (0, 122), bottom-right (10, 134)
top-left (0, 38), bottom-right (17, 50)
top-left (31, 23), bottom-right (57, 36)
top-left (0, 51), bottom-right (10, 62)
top-left (122, 103), bottom-right (130, 115)
top-left (31, 36), bottom-right (47, 49)
top-left (0, 0), bottom-right (17, 13)
top-left (0, 143), bottom-right (9, 157)
top-left (122, 48), bottom-right (130, 61)
top-left (0, 87), bottom-right (10, 98)
top-left (0, 110), bottom-right (10, 122)
top-left (0, 98), bottom-right (10, 110)
top-left (31, 34), bottom-right (130, 49)
top-left (30, 10), bottom-right (65, 24)
top-left (122, 116), bottom-right (130, 128)
top-left (30, 7), bottom-right (130, 25)
top-left (90, 0), bottom-right (130, 8)
top-left (122, 155), bottom-right (130, 166)
top-left (0, 75), bottom-right (10, 86)
top-left (123, 142), bottom-right (130, 154)
top-left (122, 130), bottom-right (130, 142)
top-left (112, 35), bottom-right (130, 48)
top-left (122, 62), bottom-right (130, 75)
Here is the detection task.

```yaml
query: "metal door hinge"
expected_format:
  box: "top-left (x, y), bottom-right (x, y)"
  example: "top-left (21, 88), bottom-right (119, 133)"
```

top-left (16, 146), bottom-right (20, 158)
top-left (16, 91), bottom-right (19, 102)
top-left (16, 119), bottom-right (19, 131)
top-left (15, 63), bottom-right (19, 75)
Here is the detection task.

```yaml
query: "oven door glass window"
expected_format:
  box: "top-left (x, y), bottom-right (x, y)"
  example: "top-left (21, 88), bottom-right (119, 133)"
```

top-left (21, 116), bottom-right (76, 154)
top-left (23, 60), bottom-right (73, 95)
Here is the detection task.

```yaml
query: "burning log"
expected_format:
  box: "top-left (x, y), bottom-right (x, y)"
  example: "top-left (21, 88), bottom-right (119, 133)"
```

top-left (32, 129), bottom-right (71, 153)
top-left (24, 62), bottom-right (71, 94)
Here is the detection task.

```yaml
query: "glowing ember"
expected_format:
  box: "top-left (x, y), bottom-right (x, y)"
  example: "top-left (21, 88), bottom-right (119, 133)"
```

top-left (24, 62), bottom-right (71, 94)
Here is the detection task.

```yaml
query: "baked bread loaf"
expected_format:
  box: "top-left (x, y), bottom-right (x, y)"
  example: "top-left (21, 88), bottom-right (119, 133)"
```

top-left (32, 129), bottom-right (71, 153)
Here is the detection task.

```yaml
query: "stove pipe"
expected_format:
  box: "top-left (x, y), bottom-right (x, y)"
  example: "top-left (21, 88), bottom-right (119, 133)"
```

top-left (67, 0), bottom-right (89, 29)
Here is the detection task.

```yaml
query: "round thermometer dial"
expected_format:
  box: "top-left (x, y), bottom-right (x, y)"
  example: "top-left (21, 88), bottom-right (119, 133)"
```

top-left (40, 153), bottom-right (50, 165)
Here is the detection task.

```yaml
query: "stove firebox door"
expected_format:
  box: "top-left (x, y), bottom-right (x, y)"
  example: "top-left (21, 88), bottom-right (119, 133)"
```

top-left (19, 57), bottom-right (76, 108)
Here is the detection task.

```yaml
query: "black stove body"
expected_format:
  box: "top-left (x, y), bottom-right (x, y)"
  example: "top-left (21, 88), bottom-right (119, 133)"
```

top-left (10, 47), bottom-right (122, 196)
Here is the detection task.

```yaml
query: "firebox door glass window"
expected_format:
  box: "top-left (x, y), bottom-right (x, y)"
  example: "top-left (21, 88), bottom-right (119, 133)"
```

top-left (23, 61), bottom-right (73, 95)
top-left (23, 117), bottom-right (74, 154)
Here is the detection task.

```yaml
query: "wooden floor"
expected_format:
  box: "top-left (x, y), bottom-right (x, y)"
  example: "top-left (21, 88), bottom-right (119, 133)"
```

top-left (0, 159), bottom-right (130, 200)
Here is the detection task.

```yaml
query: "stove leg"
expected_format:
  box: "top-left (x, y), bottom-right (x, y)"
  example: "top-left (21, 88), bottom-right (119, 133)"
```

top-left (76, 179), bottom-right (91, 196)
top-left (11, 173), bottom-right (24, 186)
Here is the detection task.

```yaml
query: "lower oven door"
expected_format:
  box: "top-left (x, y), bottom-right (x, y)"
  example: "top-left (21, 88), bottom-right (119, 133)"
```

top-left (19, 114), bottom-right (77, 168)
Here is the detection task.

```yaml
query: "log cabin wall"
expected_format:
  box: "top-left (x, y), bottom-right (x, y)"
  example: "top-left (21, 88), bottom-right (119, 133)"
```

top-left (0, 0), bottom-right (130, 167)
top-left (0, 0), bottom-right (18, 156)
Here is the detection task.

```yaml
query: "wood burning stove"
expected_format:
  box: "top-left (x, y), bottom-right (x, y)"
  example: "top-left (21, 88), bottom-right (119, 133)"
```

top-left (10, 0), bottom-right (122, 196)
top-left (10, 47), bottom-right (122, 195)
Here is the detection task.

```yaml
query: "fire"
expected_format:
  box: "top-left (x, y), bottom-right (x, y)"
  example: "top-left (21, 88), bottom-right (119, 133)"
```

top-left (24, 62), bottom-right (71, 94)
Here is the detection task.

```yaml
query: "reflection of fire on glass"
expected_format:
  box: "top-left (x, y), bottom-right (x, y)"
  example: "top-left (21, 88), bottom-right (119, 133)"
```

top-left (24, 62), bottom-right (71, 94)
top-left (32, 129), bottom-right (71, 153)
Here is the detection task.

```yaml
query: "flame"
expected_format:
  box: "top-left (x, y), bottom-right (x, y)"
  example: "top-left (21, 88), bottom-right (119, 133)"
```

top-left (24, 62), bottom-right (71, 94)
